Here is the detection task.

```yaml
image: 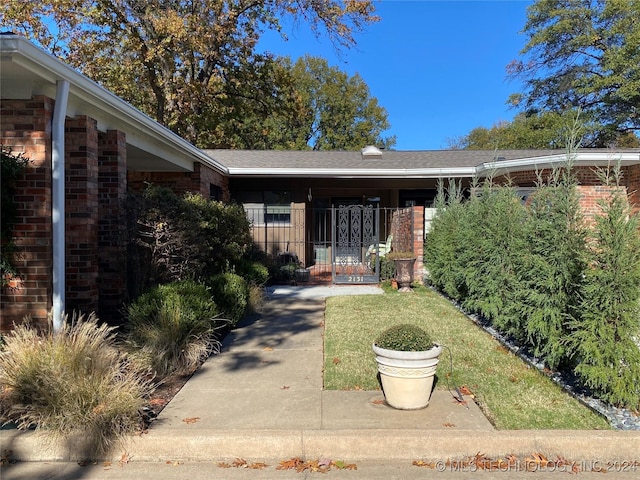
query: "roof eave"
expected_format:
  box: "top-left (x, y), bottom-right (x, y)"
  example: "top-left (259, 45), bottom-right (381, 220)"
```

top-left (479, 152), bottom-right (640, 175)
top-left (1, 35), bottom-right (228, 175)
top-left (226, 167), bottom-right (477, 178)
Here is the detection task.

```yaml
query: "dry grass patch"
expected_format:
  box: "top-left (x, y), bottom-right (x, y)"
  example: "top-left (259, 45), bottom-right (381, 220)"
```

top-left (323, 287), bottom-right (610, 430)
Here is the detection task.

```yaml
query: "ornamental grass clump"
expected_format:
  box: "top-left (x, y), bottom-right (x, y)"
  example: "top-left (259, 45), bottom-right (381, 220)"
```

top-left (125, 280), bottom-right (223, 377)
top-left (374, 324), bottom-right (434, 351)
top-left (0, 312), bottom-right (152, 457)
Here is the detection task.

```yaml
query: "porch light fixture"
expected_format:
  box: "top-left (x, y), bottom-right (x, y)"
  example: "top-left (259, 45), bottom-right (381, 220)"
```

top-left (308, 188), bottom-right (313, 202)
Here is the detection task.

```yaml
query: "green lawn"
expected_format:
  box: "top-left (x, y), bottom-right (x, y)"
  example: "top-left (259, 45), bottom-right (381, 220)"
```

top-left (323, 286), bottom-right (610, 430)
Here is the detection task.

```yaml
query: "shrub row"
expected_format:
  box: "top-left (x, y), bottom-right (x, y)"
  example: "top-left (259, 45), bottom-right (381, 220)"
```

top-left (424, 166), bottom-right (640, 410)
top-left (0, 184), bottom-right (270, 457)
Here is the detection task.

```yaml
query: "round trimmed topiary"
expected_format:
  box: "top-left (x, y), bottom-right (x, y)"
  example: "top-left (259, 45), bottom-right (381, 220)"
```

top-left (374, 323), bottom-right (434, 352)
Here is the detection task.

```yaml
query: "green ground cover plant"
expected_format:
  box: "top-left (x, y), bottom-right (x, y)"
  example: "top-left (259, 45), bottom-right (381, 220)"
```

top-left (323, 288), bottom-right (610, 430)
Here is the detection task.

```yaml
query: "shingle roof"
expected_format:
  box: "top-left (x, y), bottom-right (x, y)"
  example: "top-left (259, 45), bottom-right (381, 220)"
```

top-left (203, 148), bottom-right (640, 178)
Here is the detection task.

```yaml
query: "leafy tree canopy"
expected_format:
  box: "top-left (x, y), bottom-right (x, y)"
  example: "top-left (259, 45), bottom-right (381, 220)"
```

top-left (507, 0), bottom-right (640, 147)
top-left (1, 1), bottom-right (381, 149)
top-left (449, 109), bottom-right (639, 150)
top-left (288, 55), bottom-right (395, 150)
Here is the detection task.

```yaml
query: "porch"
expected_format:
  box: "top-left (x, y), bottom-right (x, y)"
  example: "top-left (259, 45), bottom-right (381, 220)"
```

top-left (245, 205), bottom-right (431, 285)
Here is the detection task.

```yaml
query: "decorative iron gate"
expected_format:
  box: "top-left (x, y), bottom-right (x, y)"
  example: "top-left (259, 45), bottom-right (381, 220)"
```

top-left (332, 205), bottom-right (380, 284)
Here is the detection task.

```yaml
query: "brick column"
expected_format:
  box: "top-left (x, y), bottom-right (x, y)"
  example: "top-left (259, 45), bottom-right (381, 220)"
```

top-left (0, 96), bottom-right (53, 331)
top-left (412, 206), bottom-right (425, 283)
top-left (98, 130), bottom-right (127, 323)
top-left (64, 116), bottom-right (99, 315)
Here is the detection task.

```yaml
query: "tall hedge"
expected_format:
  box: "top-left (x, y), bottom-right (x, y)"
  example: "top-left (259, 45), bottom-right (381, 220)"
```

top-left (567, 174), bottom-right (640, 409)
top-left (459, 181), bottom-right (528, 337)
top-left (423, 163), bottom-right (640, 409)
top-left (424, 179), bottom-right (468, 300)
top-left (518, 168), bottom-right (587, 370)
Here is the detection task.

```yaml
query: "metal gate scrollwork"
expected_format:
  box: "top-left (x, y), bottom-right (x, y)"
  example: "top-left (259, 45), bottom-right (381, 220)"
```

top-left (332, 205), bottom-right (380, 284)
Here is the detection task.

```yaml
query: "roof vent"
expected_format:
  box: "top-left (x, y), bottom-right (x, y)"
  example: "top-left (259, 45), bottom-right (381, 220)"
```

top-left (361, 145), bottom-right (383, 158)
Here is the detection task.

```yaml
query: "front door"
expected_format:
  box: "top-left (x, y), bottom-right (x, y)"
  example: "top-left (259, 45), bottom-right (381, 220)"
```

top-left (332, 204), bottom-right (380, 284)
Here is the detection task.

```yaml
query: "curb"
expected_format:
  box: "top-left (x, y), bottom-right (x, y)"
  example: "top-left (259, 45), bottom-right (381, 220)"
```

top-left (4, 428), bottom-right (640, 463)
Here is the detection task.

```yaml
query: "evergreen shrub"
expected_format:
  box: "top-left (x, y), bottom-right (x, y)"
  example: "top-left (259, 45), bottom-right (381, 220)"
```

top-left (422, 157), bottom-right (640, 408)
top-left (424, 179), bottom-right (468, 300)
top-left (567, 173), bottom-right (640, 409)
top-left (125, 280), bottom-right (222, 376)
top-left (1, 147), bottom-right (29, 286)
top-left (374, 324), bottom-right (434, 352)
top-left (206, 272), bottom-right (249, 327)
top-left (128, 185), bottom-right (252, 294)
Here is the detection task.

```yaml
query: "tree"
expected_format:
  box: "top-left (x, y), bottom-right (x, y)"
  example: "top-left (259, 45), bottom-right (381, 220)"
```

top-left (567, 166), bottom-right (640, 409)
top-left (449, 111), bottom-right (581, 149)
top-left (1, 0), bottom-right (378, 147)
top-left (507, 0), bottom-right (640, 146)
top-left (286, 56), bottom-right (395, 150)
top-left (450, 109), bottom-right (640, 150)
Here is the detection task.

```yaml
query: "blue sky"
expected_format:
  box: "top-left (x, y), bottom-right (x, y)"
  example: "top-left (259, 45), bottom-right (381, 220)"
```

top-left (259, 0), bottom-right (534, 150)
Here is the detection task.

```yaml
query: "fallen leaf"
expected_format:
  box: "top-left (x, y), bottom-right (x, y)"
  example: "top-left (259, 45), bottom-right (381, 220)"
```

top-left (333, 460), bottom-right (357, 470)
top-left (149, 398), bottom-right (165, 406)
top-left (263, 347), bottom-right (273, 351)
top-left (119, 452), bottom-right (130, 467)
top-left (442, 422), bottom-right (456, 427)
top-left (371, 398), bottom-right (386, 405)
top-left (249, 462), bottom-right (268, 469)
top-left (103, 461), bottom-right (112, 468)
top-left (459, 385), bottom-right (473, 396)
top-left (182, 417), bottom-right (200, 424)
top-left (232, 458), bottom-right (248, 468)
top-left (451, 397), bottom-right (468, 407)
top-left (412, 460), bottom-right (436, 469)
top-left (217, 462), bottom-right (231, 468)
top-left (276, 457), bottom-right (305, 471)
top-left (280, 385), bottom-right (290, 390)
top-left (332, 357), bottom-right (340, 364)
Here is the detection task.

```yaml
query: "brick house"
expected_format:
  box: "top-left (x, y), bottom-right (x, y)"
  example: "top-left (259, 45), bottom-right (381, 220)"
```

top-left (2, 35), bottom-right (639, 331)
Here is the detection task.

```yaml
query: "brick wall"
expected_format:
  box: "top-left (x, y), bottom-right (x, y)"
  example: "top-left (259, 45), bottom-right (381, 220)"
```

top-left (98, 130), bottom-right (128, 323)
top-left (496, 166), bottom-right (605, 187)
top-left (64, 116), bottom-right (99, 315)
top-left (128, 162), bottom-right (229, 200)
top-left (624, 164), bottom-right (640, 216)
top-left (577, 185), bottom-right (627, 225)
top-left (1, 96), bottom-right (54, 330)
top-left (1, 101), bottom-right (132, 331)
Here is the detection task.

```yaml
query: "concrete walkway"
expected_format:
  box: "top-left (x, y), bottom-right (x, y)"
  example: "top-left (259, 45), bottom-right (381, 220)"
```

top-left (3, 286), bottom-right (640, 478)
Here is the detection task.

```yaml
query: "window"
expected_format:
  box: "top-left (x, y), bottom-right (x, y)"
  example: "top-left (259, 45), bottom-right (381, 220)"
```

top-left (264, 191), bottom-right (291, 223)
top-left (237, 191), bottom-right (291, 225)
top-left (209, 184), bottom-right (222, 201)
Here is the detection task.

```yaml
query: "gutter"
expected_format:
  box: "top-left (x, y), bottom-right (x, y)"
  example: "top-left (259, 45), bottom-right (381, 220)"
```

top-left (52, 80), bottom-right (69, 333)
top-left (1, 35), bottom-right (227, 175)
top-left (225, 167), bottom-right (477, 179)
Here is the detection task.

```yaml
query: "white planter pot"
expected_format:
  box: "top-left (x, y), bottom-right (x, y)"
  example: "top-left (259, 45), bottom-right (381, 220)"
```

top-left (372, 343), bottom-right (442, 410)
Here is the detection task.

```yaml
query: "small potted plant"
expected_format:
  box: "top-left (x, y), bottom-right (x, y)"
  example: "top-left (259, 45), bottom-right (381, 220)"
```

top-left (385, 251), bottom-right (416, 292)
top-left (372, 323), bottom-right (442, 410)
